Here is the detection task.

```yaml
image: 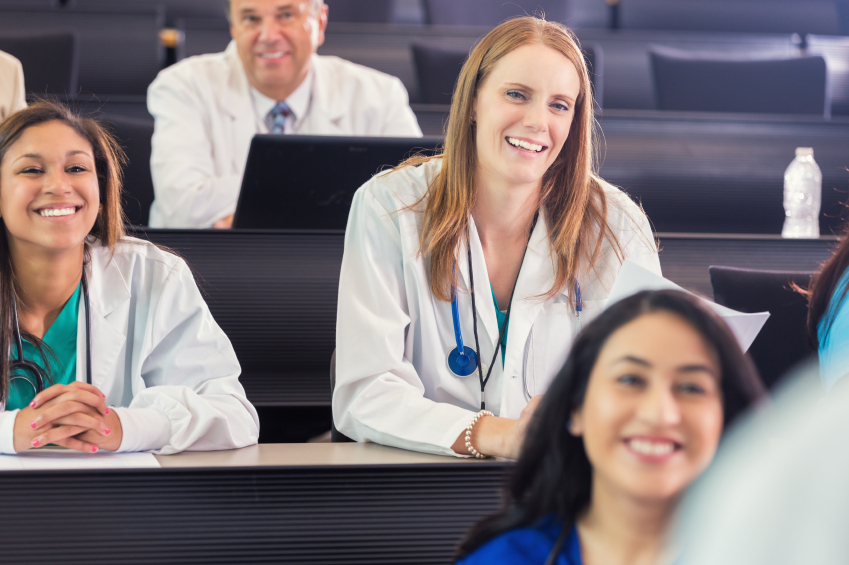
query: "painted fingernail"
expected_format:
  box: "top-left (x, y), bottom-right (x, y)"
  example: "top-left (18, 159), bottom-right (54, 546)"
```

top-left (29, 400), bottom-right (35, 407)
top-left (105, 407), bottom-right (110, 415)
top-left (29, 420), bottom-right (37, 429)
top-left (31, 438), bottom-right (40, 447)
top-left (104, 427), bottom-right (111, 435)
top-left (101, 393), bottom-right (106, 398)
top-left (91, 446), bottom-right (98, 453)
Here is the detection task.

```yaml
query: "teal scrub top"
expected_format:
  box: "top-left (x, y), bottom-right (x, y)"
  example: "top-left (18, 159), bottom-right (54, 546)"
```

top-left (7, 283), bottom-right (81, 410)
top-left (491, 285), bottom-right (508, 368)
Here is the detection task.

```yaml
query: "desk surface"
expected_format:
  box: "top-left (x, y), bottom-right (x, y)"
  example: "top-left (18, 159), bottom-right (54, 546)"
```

top-left (1, 443), bottom-right (509, 564)
top-left (155, 442), bottom-right (506, 469)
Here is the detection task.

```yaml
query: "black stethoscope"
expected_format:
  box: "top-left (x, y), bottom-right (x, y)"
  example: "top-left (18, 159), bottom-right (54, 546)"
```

top-left (446, 214), bottom-right (584, 410)
top-left (6, 270), bottom-right (92, 407)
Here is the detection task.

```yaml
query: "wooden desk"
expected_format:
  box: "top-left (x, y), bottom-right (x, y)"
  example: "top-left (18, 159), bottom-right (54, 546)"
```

top-left (0, 443), bottom-right (511, 564)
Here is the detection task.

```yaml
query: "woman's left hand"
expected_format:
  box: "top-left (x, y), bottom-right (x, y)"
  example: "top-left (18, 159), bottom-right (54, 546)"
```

top-left (29, 382), bottom-right (123, 452)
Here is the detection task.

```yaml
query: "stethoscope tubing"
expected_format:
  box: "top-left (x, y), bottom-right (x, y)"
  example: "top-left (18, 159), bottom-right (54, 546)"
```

top-left (5, 269), bottom-right (92, 410)
top-left (521, 280), bottom-right (582, 400)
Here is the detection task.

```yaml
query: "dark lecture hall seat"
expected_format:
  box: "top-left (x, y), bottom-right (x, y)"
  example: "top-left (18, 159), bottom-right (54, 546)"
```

top-left (0, 32), bottom-right (78, 97)
top-left (710, 266), bottom-right (817, 390)
top-left (650, 49), bottom-right (829, 116)
top-left (103, 114), bottom-right (155, 226)
top-left (0, 4), bottom-right (164, 96)
top-left (411, 41), bottom-right (603, 107)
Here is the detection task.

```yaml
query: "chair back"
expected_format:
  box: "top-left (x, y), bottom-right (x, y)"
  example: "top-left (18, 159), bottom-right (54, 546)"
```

top-left (103, 114), bottom-right (154, 226)
top-left (138, 229), bottom-right (345, 408)
top-left (619, 0), bottom-right (841, 35)
top-left (0, 33), bottom-right (78, 96)
top-left (650, 49), bottom-right (829, 116)
top-left (326, 0), bottom-right (395, 23)
top-left (411, 43), bottom-right (468, 105)
top-left (411, 42), bottom-right (602, 107)
top-left (423, 0), bottom-right (572, 26)
top-left (0, 4), bottom-right (164, 96)
top-left (710, 266), bottom-right (816, 390)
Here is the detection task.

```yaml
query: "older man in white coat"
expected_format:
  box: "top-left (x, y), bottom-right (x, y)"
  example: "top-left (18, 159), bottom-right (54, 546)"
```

top-left (0, 50), bottom-right (26, 121)
top-left (148, 0), bottom-right (422, 228)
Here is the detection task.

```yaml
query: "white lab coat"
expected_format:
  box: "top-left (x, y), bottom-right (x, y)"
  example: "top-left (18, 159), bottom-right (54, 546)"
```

top-left (0, 237), bottom-right (259, 454)
top-left (333, 158), bottom-right (662, 457)
top-left (0, 50), bottom-right (26, 122)
top-left (147, 41), bottom-right (423, 228)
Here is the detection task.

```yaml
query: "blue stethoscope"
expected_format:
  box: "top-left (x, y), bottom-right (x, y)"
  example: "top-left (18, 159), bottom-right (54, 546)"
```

top-left (446, 214), bottom-right (583, 409)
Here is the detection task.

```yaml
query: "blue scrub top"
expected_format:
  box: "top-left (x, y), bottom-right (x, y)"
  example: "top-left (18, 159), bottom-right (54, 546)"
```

top-left (456, 515), bottom-right (581, 565)
top-left (819, 269), bottom-right (849, 391)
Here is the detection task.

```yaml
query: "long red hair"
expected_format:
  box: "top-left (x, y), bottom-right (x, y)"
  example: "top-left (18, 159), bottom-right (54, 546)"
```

top-left (403, 17), bottom-right (632, 303)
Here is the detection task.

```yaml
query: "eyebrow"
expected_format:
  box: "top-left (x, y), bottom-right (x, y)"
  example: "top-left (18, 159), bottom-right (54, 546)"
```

top-left (676, 364), bottom-right (719, 377)
top-left (13, 150), bottom-right (92, 163)
top-left (503, 82), bottom-right (577, 104)
top-left (616, 355), bottom-right (651, 367)
top-left (614, 356), bottom-right (718, 377)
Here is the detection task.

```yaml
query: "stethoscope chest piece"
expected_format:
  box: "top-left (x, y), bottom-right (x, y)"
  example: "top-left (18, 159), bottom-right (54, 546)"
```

top-left (447, 346), bottom-right (481, 378)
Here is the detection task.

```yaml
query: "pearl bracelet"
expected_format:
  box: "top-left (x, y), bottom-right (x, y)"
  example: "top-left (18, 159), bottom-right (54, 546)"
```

top-left (465, 410), bottom-right (494, 459)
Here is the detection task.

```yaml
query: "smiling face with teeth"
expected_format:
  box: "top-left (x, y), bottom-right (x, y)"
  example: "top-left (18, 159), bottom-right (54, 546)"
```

top-left (0, 120), bottom-right (100, 255)
top-left (472, 43), bottom-right (580, 193)
top-left (569, 311), bottom-right (724, 504)
top-left (230, 0), bottom-right (328, 102)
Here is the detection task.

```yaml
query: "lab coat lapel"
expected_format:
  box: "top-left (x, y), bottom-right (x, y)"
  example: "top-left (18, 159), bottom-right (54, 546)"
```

top-left (76, 245), bottom-right (129, 399)
top-left (299, 56), bottom-right (347, 135)
top-left (506, 213), bottom-right (556, 377)
top-left (457, 215), bottom-right (500, 348)
top-left (221, 41), bottom-right (259, 172)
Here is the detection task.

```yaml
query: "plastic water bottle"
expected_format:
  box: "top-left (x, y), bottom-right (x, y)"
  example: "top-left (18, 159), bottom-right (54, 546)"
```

top-left (782, 147), bottom-right (821, 239)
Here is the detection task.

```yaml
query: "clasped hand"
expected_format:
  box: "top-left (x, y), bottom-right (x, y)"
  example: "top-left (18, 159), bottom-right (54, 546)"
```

top-left (13, 382), bottom-right (123, 453)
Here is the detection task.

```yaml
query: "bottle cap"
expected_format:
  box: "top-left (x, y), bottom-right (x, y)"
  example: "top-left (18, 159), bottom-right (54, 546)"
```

top-left (795, 147), bottom-right (814, 157)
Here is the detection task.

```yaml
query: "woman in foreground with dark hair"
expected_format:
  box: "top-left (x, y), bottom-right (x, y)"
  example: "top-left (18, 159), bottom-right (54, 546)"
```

top-left (804, 228), bottom-right (849, 391)
top-left (456, 290), bottom-right (766, 565)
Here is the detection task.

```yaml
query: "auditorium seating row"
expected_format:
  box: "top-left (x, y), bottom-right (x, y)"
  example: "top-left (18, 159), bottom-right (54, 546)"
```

top-left (3, 4), bottom-right (849, 114)
top-left (181, 21), bottom-right (849, 116)
top-left (104, 111), bottom-right (849, 235)
top-left (2, 0), bottom-right (846, 33)
top-left (132, 227), bottom-right (835, 439)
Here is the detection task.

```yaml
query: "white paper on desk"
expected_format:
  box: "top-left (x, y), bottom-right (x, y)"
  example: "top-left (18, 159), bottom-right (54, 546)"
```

top-left (0, 449), bottom-right (160, 471)
top-left (606, 259), bottom-right (770, 352)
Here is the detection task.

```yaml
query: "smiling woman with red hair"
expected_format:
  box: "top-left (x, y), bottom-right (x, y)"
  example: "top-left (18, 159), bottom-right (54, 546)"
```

top-left (333, 16), bottom-right (661, 459)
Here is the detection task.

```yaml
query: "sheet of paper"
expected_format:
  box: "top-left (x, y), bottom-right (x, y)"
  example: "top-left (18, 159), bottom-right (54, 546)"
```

top-left (606, 259), bottom-right (770, 352)
top-left (0, 449), bottom-right (160, 471)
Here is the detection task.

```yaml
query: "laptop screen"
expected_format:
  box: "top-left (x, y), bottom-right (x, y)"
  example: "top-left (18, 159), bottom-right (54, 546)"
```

top-left (233, 135), bottom-right (443, 230)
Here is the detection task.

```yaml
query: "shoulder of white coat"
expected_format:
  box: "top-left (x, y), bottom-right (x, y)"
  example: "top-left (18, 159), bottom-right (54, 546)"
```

top-left (0, 50), bottom-right (22, 71)
top-left (314, 54), bottom-right (407, 93)
top-left (356, 156), bottom-right (441, 217)
top-left (149, 48), bottom-right (232, 92)
top-left (94, 237), bottom-right (188, 280)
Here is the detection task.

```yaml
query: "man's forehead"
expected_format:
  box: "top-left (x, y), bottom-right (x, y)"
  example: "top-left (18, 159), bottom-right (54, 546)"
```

top-left (233, 0), bottom-right (308, 12)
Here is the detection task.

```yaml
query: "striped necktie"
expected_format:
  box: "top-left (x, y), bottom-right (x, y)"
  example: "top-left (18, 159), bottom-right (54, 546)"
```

top-left (268, 101), bottom-right (291, 134)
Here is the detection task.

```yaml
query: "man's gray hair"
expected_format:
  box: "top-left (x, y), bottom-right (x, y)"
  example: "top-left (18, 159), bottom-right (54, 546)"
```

top-left (225, 0), bottom-right (325, 22)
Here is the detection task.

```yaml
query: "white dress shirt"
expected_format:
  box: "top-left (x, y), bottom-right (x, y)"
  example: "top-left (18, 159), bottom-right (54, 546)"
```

top-left (249, 65), bottom-right (314, 133)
